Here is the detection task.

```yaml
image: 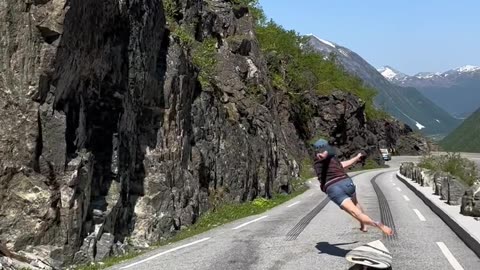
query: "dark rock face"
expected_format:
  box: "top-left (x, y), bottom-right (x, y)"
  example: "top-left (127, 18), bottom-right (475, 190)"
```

top-left (1, 0), bottom-right (297, 267)
top-left (368, 120), bottom-right (429, 156)
top-left (301, 90), bottom-right (384, 163)
top-left (0, 0), bottom-right (428, 268)
top-left (297, 90), bottom-right (428, 165)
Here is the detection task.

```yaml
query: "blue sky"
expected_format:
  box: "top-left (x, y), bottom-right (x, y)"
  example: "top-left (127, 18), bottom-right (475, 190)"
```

top-left (258, 0), bottom-right (480, 75)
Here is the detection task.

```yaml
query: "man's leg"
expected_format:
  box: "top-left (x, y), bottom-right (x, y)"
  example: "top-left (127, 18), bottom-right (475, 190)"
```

top-left (351, 194), bottom-right (367, 232)
top-left (340, 198), bottom-right (393, 236)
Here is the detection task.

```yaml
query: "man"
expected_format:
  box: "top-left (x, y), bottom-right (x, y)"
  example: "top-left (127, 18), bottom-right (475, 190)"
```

top-left (312, 139), bottom-right (393, 236)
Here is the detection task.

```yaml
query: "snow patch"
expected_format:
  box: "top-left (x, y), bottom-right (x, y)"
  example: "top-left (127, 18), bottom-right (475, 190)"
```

top-left (339, 48), bottom-right (349, 57)
top-left (380, 67), bottom-right (397, 80)
top-left (416, 73), bottom-right (435, 79)
top-left (307, 34), bottom-right (336, 48)
top-left (455, 65), bottom-right (480, 73)
top-left (318, 38), bottom-right (336, 48)
top-left (415, 121), bottom-right (425, 130)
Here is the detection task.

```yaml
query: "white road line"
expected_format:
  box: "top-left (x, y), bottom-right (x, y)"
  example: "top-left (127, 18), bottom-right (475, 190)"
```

top-left (403, 195), bottom-right (410, 201)
top-left (413, 209), bottom-right (426, 221)
top-left (233, 215), bottom-right (268, 230)
top-left (396, 187), bottom-right (402, 192)
top-left (287, 201), bottom-right (300, 208)
top-left (436, 242), bottom-right (465, 270)
top-left (120, 237), bottom-right (210, 269)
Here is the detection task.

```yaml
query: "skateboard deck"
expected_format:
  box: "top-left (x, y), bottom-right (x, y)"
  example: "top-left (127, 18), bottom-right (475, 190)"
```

top-left (345, 240), bottom-right (392, 269)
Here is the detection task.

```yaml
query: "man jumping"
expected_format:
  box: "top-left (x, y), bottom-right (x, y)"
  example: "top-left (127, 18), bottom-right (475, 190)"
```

top-left (312, 139), bottom-right (393, 236)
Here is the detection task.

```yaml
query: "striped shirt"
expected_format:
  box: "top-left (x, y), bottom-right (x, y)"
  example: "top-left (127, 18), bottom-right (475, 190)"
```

top-left (313, 155), bottom-right (349, 192)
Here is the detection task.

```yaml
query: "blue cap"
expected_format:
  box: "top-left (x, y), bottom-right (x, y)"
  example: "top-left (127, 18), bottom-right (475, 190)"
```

top-left (312, 138), bottom-right (336, 157)
top-left (312, 139), bottom-right (328, 149)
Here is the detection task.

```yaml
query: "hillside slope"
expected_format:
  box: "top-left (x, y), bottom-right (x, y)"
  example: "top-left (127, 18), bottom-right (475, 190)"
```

top-left (441, 108), bottom-right (480, 152)
top-left (306, 35), bottom-right (460, 136)
top-left (379, 65), bottom-right (480, 119)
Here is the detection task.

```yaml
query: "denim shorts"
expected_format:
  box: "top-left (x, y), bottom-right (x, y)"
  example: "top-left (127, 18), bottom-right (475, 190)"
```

top-left (325, 178), bottom-right (356, 207)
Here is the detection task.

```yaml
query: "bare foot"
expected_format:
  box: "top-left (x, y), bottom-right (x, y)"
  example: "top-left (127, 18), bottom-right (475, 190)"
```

top-left (359, 223), bottom-right (368, 232)
top-left (379, 224), bottom-right (393, 236)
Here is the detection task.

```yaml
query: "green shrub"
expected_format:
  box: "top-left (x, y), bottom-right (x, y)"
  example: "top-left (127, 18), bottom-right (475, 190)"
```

top-left (418, 153), bottom-right (478, 186)
top-left (171, 25), bottom-right (195, 48)
top-left (255, 20), bottom-right (386, 121)
top-left (299, 158), bottom-right (315, 180)
top-left (192, 38), bottom-right (217, 88)
top-left (164, 0), bottom-right (180, 24)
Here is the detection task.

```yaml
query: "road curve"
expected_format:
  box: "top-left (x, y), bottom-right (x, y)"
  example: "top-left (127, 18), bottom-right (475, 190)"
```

top-left (107, 158), bottom-right (480, 270)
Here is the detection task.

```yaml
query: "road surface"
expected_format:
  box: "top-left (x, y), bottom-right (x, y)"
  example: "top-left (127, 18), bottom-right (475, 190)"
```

top-left (108, 156), bottom-right (480, 270)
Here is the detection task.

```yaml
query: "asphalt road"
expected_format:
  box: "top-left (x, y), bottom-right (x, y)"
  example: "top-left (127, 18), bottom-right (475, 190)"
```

top-left (108, 156), bottom-right (480, 270)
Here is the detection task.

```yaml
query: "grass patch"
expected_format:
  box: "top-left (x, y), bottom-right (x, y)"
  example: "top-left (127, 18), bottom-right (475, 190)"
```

top-left (299, 158), bottom-right (315, 180)
top-left (192, 38), bottom-right (217, 88)
top-left (349, 158), bottom-right (388, 172)
top-left (170, 25), bottom-right (195, 49)
top-left (418, 153), bottom-right (478, 186)
top-left (75, 178), bottom-right (308, 270)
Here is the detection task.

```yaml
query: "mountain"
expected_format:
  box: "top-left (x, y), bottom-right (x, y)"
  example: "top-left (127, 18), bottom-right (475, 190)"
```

top-left (306, 35), bottom-right (460, 136)
top-left (379, 65), bottom-right (480, 118)
top-left (441, 107), bottom-right (480, 152)
top-left (378, 66), bottom-right (409, 81)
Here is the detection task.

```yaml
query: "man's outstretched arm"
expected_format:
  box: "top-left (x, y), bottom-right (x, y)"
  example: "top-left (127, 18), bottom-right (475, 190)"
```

top-left (341, 153), bottom-right (364, 169)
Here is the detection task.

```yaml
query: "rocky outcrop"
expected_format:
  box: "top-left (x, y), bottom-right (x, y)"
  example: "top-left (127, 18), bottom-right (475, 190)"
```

top-left (400, 163), bottom-right (479, 216)
top-left (0, 0), bottom-right (429, 268)
top-left (296, 90), bottom-right (428, 167)
top-left (399, 162), bottom-right (425, 185)
top-left (301, 90), bottom-right (384, 163)
top-left (461, 184), bottom-right (480, 217)
top-left (369, 120), bottom-right (429, 155)
top-left (1, 0), bottom-right (297, 268)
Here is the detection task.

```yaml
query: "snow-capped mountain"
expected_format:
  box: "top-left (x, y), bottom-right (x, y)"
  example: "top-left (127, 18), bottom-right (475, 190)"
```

top-left (414, 72), bottom-right (441, 79)
top-left (379, 65), bottom-right (480, 85)
top-left (379, 65), bottom-right (480, 119)
top-left (305, 35), bottom-right (460, 136)
top-left (377, 66), bottom-right (409, 81)
top-left (454, 65), bottom-right (480, 73)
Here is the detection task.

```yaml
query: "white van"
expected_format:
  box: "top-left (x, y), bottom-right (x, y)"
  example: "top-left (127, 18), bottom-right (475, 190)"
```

top-left (380, 148), bottom-right (391, 161)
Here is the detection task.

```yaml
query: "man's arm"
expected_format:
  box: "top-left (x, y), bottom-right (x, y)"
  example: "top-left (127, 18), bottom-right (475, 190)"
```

top-left (341, 153), bottom-right (364, 169)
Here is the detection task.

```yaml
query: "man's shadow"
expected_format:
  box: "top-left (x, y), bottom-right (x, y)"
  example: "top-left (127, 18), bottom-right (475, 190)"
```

top-left (315, 241), bottom-right (357, 257)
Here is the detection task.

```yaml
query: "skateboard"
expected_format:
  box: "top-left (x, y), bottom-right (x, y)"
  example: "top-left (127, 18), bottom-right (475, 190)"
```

top-left (345, 240), bottom-right (392, 269)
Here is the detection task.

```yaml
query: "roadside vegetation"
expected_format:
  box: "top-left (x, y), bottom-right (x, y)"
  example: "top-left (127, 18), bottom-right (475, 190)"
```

top-left (418, 152), bottom-right (479, 186)
top-left (348, 157), bottom-right (389, 172)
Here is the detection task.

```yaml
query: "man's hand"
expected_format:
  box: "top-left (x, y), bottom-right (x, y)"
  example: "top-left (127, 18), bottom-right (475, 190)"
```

top-left (341, 151), bottom-right (366, 169)
top-left (357, 151), bottom-right (368, 162)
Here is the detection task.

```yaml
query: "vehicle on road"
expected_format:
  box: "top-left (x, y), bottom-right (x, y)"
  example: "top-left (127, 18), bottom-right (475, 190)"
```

top-left (380, 148), bottom-right (391, 161)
